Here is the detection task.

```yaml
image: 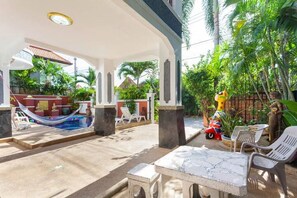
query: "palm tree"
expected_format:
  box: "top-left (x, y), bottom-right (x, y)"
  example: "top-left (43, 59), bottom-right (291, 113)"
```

top-left (202, 0), bottom-right (220, 47)
top-left (224, 0), bottom-right (296, 100)
top-left (277, 1), bottom-right (297, 34)
top-left (76, 67), bottom-right (96, 89)
top-left (182, 0), bottom-right (196, 49)
top-left (118, 61), bottom-right (157, 87)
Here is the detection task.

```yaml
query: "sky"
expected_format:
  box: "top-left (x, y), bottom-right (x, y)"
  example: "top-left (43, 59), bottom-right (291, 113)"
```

top-left (182, 1), bottom-right (213, 67)
top-left (58, 1), bottom-right (218, 86)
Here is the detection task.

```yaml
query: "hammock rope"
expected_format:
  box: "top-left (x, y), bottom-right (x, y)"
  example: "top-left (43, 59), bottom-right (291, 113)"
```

top-left (17, 101), bottom-right (82, 125)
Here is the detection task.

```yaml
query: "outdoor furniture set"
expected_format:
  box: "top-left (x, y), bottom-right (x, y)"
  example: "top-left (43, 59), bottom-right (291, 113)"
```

top-left (127, 126), bottom-right (297, 198)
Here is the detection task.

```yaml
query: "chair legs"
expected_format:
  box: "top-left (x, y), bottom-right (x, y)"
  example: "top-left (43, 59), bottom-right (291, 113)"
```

top-left (269, 173), bottom-right (275, 182)
top-left (275, 166), bottom-right (288, 196)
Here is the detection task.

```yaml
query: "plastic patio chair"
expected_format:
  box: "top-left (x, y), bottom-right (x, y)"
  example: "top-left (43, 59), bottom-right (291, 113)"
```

top-left (231, 124), bottom-right (268, 152)
top-left (120, 107), bottom-right (146, 123)
top-left (11, 107), bottom-right (31, 130)
top-left (241, 126), bottom-right (297, 196)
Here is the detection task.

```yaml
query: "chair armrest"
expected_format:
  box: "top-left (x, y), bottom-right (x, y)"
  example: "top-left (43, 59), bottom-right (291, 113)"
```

top-left (240, 142), bottom-right (272, 153)
top-left (250, 152), bottom-right (285, 164)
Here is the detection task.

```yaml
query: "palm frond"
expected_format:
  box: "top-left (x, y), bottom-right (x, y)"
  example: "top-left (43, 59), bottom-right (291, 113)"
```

top-left (182, 0), bottom-right (195, 49)
top-left (202, 0), bottom-right (215, 35)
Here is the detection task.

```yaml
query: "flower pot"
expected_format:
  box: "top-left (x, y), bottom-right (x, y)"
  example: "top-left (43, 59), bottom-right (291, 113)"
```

top-left (221, 134), bottom-right (232, 148)
top-left (221, 134), bottom-right (244, 151)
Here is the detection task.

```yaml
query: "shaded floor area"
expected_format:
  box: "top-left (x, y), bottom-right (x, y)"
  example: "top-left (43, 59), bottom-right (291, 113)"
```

top-left (0, 117), bottom-right (202, 198)
top-left (1, 117), bottom-right (296, 198)
top-left (113, 129), bottom-right (297, 198)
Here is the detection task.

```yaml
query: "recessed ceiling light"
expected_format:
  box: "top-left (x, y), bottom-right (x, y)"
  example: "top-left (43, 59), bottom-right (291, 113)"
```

top-left (48, 12), bottom-right (73, 26)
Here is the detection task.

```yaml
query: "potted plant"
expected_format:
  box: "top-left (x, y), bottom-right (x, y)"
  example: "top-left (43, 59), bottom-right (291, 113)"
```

top-left (219, 109), bottom-right (244, 147)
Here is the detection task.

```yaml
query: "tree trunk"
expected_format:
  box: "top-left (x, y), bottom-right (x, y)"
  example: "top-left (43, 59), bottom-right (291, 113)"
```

top-left (213, 0), bottom-right (220, 47)
top-left (259, 71), bottom-right (271, 101)
top-left (270, 55), bottom-right (283, 97)
top-left (266, 28), bottom-right (294, 100)
top-left (248, 72), bottom-right (264, 104)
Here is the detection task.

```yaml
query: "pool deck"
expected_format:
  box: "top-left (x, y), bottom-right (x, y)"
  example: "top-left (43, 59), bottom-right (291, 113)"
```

top-left (0, 117), bottom-right (296, 198)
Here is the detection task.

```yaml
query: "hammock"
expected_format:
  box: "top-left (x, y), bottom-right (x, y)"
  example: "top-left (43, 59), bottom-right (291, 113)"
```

top-left (17, 101), bottom-right (82, 125)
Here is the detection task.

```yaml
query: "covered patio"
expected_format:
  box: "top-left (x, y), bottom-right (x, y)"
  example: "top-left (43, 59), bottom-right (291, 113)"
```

top-left (0, 0), bottom-right (185, 148)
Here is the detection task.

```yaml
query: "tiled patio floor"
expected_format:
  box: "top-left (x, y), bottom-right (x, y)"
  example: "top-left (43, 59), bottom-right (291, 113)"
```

top-left (113, 128), bottom-right (297, 198)
top-left (0, 117), bottom-right (296, 198)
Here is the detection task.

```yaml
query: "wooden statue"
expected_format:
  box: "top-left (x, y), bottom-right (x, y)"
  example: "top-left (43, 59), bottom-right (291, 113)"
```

top-left (267, 91), bottom-right (283, 142)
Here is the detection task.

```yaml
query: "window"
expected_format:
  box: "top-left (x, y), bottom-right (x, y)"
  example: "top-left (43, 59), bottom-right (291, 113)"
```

top-left (168, 0), bottom-right (173, 6)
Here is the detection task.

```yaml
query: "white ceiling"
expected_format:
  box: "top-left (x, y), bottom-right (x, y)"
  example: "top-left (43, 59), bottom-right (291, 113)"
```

top-left (0, 0), bottom-right (162, 66)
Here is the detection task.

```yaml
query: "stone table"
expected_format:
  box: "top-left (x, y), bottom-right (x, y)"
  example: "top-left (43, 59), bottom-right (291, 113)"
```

top-left (154, 146), bottom-right (248, 198)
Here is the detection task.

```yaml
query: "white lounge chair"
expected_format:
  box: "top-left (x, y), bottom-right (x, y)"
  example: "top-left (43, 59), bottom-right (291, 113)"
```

top-left (241, 126), bottom-right (297, 196)
top-left (120, 107), bottom-right (146, 123)
top-left (11, 107), bottom-right (31, 130)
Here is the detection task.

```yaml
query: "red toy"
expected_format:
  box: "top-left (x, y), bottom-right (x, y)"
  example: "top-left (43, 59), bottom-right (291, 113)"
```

top-left (205, 117), bottom-right (222, 140)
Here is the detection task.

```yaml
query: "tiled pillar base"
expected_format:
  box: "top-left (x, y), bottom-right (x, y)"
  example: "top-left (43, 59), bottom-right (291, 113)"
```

top-left (158, 106), bottom-right (186, 148)
top-left (0, 107), bottom-right (12, 138)
top-left (94, 105), bottom-right (116, 136)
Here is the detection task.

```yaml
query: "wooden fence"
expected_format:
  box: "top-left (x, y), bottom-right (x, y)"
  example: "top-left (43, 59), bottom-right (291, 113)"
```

top-left (224, 93), bottom-right (270, 123)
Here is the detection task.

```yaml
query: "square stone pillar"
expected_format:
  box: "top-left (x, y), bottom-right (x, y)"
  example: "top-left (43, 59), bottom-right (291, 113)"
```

top-left (0, 107), bottom-right (12, 138)
top-left (159, 106), bottom-right (185, 148)
top-left (94, 105), bottom-right (116, 136)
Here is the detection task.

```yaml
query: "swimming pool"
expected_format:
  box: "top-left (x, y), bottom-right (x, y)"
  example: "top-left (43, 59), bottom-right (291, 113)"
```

top-left (48, 115), bottom-right (93, 131)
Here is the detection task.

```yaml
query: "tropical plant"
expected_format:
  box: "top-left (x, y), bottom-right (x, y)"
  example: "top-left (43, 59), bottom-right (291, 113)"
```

top-left (182, 0), bottom-right (196, 48)
top-left (124, 100), bottom-right (136, 114)
top-left (281, 100), bottom-right (297, 126)
top-left (224, 0), bottom-right (297, 101)
top-left (183, 56), bottom-right (215, 119)
top-left (117, 84), bottom-right (150, 100)
top-left (76, 67), bottom-right (96, 89)
top-left (70, 87), bottom-right (95, 102)
top-left (182, 84), bottom-right (199, 115)
top-left (10, 57), bottom-right (74, 95)
top-left (220, 109), bottom-right (244, 137)
top-left (118, 60), bottom-right (157, 87)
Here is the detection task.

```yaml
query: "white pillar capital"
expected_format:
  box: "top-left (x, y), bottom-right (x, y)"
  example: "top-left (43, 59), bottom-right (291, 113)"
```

top-left (95, 59), bottom-right (116, 105)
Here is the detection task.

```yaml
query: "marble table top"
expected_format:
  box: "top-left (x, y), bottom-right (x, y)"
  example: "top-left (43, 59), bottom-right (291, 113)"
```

top-left (154, 146), bottom-right (248, 196)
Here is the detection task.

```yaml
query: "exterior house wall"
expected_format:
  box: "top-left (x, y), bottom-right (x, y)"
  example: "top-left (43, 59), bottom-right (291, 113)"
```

top-left (11, 94), bottom-right (70, 116)
top-left (117, 100), bottom-right (147, 118)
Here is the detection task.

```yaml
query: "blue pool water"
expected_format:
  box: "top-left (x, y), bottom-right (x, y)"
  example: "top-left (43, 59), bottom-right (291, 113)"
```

top-left (47, 115), bottom-right (93, 131)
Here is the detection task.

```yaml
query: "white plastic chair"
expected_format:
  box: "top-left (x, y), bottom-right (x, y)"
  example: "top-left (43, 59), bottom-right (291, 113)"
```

top-left (230, 126), bottom-right (249, 152)
top-left (241, 126), bottom-right (297, 196)
top-left (11, 107), bottom-right (31, 130)
top-left (231, 124), bottom-right (268, 152)
top-left (120, 107), bottom-right (146, 123)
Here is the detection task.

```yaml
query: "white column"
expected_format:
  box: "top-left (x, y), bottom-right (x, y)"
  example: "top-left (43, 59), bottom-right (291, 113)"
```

top-left (95, 59), bottom-right (116, 106)
top-left (159, 44), bottom-right (181, 106)
top-left (0, 66), bottom-right (10, 107)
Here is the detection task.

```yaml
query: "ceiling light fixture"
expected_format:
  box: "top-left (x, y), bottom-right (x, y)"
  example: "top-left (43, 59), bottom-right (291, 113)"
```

top-left (48, 12), bottom-right (73, 26)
